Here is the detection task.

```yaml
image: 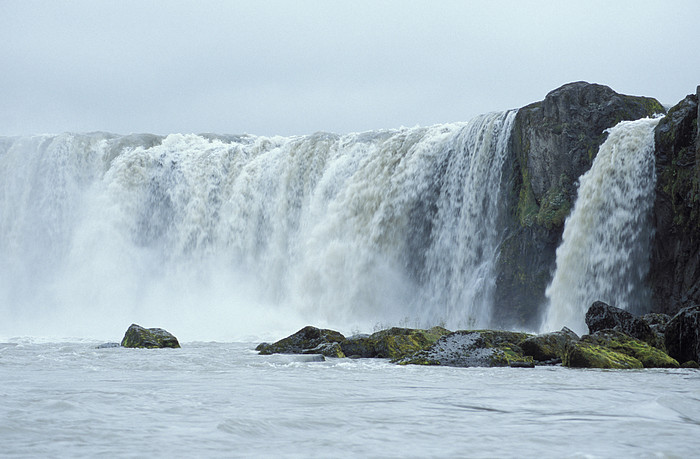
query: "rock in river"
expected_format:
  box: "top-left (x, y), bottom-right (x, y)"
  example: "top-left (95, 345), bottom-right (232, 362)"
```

top-left (121, 324), bottom-right (180, 349)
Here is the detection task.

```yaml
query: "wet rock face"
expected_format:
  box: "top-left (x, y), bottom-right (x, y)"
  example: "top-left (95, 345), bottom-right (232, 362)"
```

top-left (121, 324), bottom-right (180, 348)
top-left (581, 330), bottom-right (678, 369)
top-left (339, 327), bottom-right (450, 360)
top-left (664, 305), bottom-right (700, 364)
top-left (585, 301), bottom-right (655, 345)
top-left (494, 82), bottom-right (665, 329)
top-left (519, 327), bottom-right (579, 362)
top-left (650, 92), bottom-right (700, 315)
top-left (256, 326), bottom-right (346, 357)
top-left (396, 330), bottom-right (533, 367)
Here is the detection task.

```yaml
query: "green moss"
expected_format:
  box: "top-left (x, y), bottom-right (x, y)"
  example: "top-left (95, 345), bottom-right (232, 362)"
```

top-left (535, 175), bottom-right (573, 229)
top-left (564, 342), bottom-right (643, 369)
top-left (622, 95), bottom-right (666, 116)
top-left (583, 331), bottom-right (679, 368)
top-left (516, 140), bottom-right (539, 227)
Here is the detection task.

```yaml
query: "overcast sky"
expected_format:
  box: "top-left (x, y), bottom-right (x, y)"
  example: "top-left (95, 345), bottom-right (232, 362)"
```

top-left (1, 1), bottom-right (698, 137)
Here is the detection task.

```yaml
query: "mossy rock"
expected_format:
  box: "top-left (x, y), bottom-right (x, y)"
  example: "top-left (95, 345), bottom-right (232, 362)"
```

top-left (519, 327), bottom-right (579, 362)
top-left (681, 360), bottom-right (700, 369)
top-left (396, 330), bottom-right (534, 367)
top-left (563, 341), bottom-right (643, 369)
top-left (340, 326), bottom-right (451, 359)
top-left (582, 330), bottom-right (679, 368)
top-left (256, 326), bottom-right (346, 357)
top-left (301, 342), bottom-right (345, 358)
top-left (121, 324), bottom-right (180, 349)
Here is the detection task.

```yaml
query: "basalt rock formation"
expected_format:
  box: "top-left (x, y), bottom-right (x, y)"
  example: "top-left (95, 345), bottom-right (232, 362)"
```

top-left (649, 88), bottom-right (700, 315)
top-left (494, 82), bottom-right (665, 329)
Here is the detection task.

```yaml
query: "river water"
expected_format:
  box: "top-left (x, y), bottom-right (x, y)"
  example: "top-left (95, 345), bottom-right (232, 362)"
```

top-left (2, 340), bottom-right (698, 458)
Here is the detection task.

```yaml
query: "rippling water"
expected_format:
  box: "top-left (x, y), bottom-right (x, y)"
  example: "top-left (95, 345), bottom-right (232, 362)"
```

top-left (1, 341), bottom-right (698, 458)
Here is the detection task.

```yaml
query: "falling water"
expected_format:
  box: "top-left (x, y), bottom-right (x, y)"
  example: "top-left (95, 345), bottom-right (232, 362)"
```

top-left (0, 111), bottom-right (516, 340)
top-left (543, 117), bottom-right (661, 334)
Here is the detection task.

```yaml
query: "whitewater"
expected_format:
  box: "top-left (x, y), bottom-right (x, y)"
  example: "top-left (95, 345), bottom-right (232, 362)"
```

top-left (2, 341), bottom-right (699, 458)
top-left (0, 112), bottom-right (515, 341)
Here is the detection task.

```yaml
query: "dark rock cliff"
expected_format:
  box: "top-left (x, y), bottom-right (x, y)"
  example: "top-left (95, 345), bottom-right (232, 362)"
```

top-left (649, 88), bottom-right (700, 314)
top-left (493, 82), bottom-right (665, 329)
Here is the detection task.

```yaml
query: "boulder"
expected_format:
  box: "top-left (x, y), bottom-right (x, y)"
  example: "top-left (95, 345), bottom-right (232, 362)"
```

top-left (495, 82), bottom-right (665, 329)
top-left (339, 326), bottom-right (451, 359)
top-left (681, 360), bottom-right (700, 369)
top-left (582, 330), bottom-right (678, 368)
top-left (396, 330), bottom-right (533, 367)
top-left (120, 324), bottom-right (180, 348)
top-left (256, 326), bottom-right (346, 357)
top-left (563, 341), bottom-right (643, 369)
top-left (519, 327), bottom-right (579, 362)
top-left (664, 304), bottom-right (700, 364)
top-left (95, 342), bottom-right (121, 349)
top-left (585, 301), bottom-right (655, 344)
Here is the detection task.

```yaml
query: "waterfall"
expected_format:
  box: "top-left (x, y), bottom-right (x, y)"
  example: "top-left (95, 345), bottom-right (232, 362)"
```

top-left (0, 111), bottom-right (516, 340)
top-left (543, 117), bottom-right (661, 335)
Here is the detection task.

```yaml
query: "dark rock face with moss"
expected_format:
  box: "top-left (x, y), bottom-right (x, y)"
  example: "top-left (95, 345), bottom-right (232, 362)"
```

top-left (494, 82), bottom-right (665, 329)
top-left (395, 330), bottom-right (533, 367)
top-left (649, 89), bottom-right (700, 315)
top-left (340, 326), bottom-right (450, 359)
top-left (255, 326), bottom-right (346, 357)
top-left (519, 327), bottom-right (578, 362)
top-left (121, 324), bottom-right (180, 348)
top-left (585, 301), bottom-right (655, 345)
top-left (664, 304), bottom-right (700, 365)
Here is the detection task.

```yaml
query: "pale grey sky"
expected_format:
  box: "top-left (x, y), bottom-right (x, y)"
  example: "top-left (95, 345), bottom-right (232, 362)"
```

top-left (1, 1), bottom-right (698, 137)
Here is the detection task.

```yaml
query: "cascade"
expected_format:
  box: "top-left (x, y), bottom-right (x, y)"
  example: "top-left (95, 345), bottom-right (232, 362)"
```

top-left (0, 111), bottom-right (516, 340)
top-left (543, 117), bottom-right (661, 335)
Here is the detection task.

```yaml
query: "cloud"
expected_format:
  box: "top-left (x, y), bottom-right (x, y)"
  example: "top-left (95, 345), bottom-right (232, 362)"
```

top-left (1, 1), bottom-right (698, 136)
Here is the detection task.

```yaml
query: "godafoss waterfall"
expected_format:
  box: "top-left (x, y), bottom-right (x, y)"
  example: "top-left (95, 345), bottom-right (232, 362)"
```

top-left (2, 82), bottom-right (700, 458)
top-left (1, 111), bottom-right (516, 340)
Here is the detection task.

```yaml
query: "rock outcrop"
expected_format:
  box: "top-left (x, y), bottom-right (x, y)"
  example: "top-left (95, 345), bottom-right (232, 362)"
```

top-left (121, 324), bottom-right (180, 348)
top-left (649, 89), bottom-right (700, 315)
top-left (339, 326), bottom-right (450, 359)
top-left (563, 340), bottom-right (644, 369)
top-left (395, 330), bottom-right (533, 367)
top-left (664, 304), bottom-right (700, 364)
top-left (256, 326), bottom-right (346, 357)
top-left (580, 330), bottom-right (678, 368)
top-left (494, 82), bottom-right (665, 329)
top-left (519, 327), bottom-right (579, 362)
top-left (585, 301), bottom-right (655, 345)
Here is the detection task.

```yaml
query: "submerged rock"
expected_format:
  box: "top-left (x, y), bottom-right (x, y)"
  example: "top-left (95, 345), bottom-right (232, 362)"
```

top-left (256, 326), bottom-right (346, 357)
top-left (95, 342), bottom-right (121, 349)
top-left (120, 324), bottom-right (180, 349)
top-left (340, 326), bottom-right (451, 360)
top-left (664, 305), bottom-right (700, 364)
top-left (396, 330), bottom-right (533, 367)
top-left (585, 301), bottom-right (655, 344)
top-left (519, 327), bottom-right (579, 362)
